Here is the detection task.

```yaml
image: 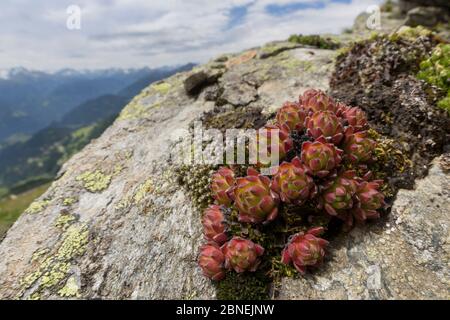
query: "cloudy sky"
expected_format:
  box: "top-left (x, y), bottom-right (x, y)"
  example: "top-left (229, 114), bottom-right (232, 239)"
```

top-left (0, 0), bottom-right (382, 71)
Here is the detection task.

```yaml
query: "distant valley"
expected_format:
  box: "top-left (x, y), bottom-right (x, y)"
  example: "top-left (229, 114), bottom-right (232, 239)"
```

top-left (0, 64), bottom-right (195, 197)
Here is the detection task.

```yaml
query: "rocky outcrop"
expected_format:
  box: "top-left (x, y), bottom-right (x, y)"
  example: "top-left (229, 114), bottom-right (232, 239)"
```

top-left (277, 157), bottom-right (449, 300)
top-left (0, 42), bottom-right (336, 300)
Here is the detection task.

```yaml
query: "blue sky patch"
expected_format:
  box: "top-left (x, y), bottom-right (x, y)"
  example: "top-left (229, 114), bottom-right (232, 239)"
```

top-left (226, 3), bottom-right (252, 29)
top-left (265, 1), bottom-right (327, 16)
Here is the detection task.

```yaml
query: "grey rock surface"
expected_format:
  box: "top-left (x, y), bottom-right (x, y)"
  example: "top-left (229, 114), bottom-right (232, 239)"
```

top-left (277, 157), bottom-right (450, 300)
top-left (399, 0), bottom-right (450, 13)
top-left (405, 6), bottom-right (449, 27)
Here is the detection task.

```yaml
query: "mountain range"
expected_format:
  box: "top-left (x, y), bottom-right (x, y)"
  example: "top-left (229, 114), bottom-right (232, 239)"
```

top-left (0, 64), bottom-right (195, 196)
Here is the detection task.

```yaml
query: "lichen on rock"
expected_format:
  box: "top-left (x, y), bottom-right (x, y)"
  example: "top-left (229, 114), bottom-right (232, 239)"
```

top-left (25, 199), bottom-right (51, 214)
top-left (76, 170), bottom-right (112, 193)
top-left (16, 224), bottom-right (89, 299)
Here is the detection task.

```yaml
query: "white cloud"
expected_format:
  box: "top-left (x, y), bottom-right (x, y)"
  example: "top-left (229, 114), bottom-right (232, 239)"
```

top-left (0, 0), bottom-right (382, 71)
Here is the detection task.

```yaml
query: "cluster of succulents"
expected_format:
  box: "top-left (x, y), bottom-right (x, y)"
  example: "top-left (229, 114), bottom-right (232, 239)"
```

top-left (198, 89), bottom-right (386, 281)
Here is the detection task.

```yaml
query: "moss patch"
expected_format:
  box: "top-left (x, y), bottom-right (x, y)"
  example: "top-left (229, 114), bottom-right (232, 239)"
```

top-left (417, 43), bottom-right (450, 113)
top-left (288, 34), bottom-right (340, 49)
top-left (216, 271), bottom-right (271, 300)
top-left (175, 165), bottom-right (214, 211)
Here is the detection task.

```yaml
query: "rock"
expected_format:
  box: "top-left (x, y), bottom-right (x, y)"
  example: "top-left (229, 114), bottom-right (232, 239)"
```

top-left (277, 156), bottom-right (450, 300)
top-left (184, 68), bottom-right (223, 95)
top-left (0, 41), bottom-right (337, 300)
top-left (0, 11), bottom-right (448, 300)
top-left (399, 1), bottom-right (450, 14)
top-left (184, 71), bottom-right (208, 95)
top-left (405, 6), bottom-right (449, 27)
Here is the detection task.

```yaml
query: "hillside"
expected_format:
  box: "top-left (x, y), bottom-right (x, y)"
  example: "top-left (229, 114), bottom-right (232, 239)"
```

top-left (0, 64), bottom-right (195, 194)
top-left (0, 1), bottom-right (448, 300)
top-left (0, 68), bottom-right (155, 145)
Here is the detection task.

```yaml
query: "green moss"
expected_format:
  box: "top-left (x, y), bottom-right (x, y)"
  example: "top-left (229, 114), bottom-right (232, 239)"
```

top-left (391, 26), bottom-right (432, 42)
top-left (175, 165), bottom-right (214, 211)
top-left (25, 199), bottom-right (50, 214)
top-left (216, 271), bottom-right (270, 300)
top-left (417, 43), bottom-right (450, 113)
top-left (288, 34), bottom-right (340, 49)
top-left (76, 170), bottom-right (112, 193)
top-left (437, 95), bottom-right (450, 113)
top-left (418, 44), bottom-right (450, 89)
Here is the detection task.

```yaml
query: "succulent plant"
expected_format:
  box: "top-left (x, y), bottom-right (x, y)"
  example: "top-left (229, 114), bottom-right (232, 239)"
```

top-left (352, 180), bottom-right (385, 222)
top-left (221, 237), bottom-right (264, 273)
top-left (198, 243), bottom-right (226, 281)
top-left (341, 106), bottom-right (368, 131)
top-left (320, 170), bottom-right (357, 216)
top-left (202, 205), bottom-right (228, 244)
top-left (198, 89), bottom-right (386, 282)
top-left (276, 101), bottom-right (307, 132)
top-left (231, 168), bottom-right (279, 224)
top-left (271, 157), bottom-right (317, 205)
top-left (300, 89), bottom-right (337, 113)
top-left (305, 111), bottom-right (344, 144)
top-left (281, 227), bottom-right (328, 273)
top-left (343, 128), bottom-right (376, 163)
top-left (301, 137), bottom-right (343, 177)
top-left (255, 124), bottom-right (293, 167)
top-left (211, 167), bottom-right (235, 206)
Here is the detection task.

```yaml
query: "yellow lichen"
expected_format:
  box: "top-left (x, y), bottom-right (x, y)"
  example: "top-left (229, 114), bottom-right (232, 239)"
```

top-left (56, 225), bottom-right (89, 260)
top-left (31, 248), bottom-right (50, 263)
top-left (17, 224), bottom-right (89, 298)
top-left (76, 170), bottom-right (112, 193)
top-left (25, 199), bottom-right (50, 214)
top-left (54, 213), bottom-right (76, 230)
top-left (58, 276), bottom-right (80, 298)
top-left (117, 89), bottom-right (151, 120)
top-left (151, 82), bottom-right (171, 95)
top-left (40, 262), bottom-right (70, 289)
top-left (133, 179), bottom-right (153, 203)
top-left (62, 198), bottom-right (76, 206)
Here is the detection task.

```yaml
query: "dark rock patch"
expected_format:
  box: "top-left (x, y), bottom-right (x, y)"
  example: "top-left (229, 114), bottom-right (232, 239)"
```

top-left (330, 33), bottom-right (450, 191)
